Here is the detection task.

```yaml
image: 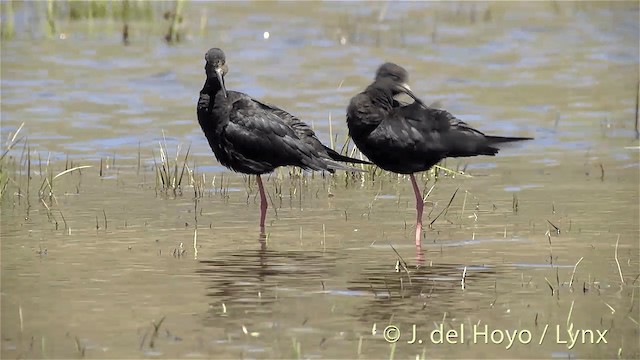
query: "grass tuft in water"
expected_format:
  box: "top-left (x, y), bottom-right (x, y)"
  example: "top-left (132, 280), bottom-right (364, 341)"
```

top-left (0, 122), bottom-right (27, 201)
top-left (153, 132), bottom-right (191, 196)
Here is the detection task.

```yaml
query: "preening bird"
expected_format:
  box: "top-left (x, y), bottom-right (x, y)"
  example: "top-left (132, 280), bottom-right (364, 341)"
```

top-left (346, 62), bottom-right (533, 247)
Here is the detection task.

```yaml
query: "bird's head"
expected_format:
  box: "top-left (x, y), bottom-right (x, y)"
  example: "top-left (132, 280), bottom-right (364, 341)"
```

top-left (375, 62), bottom-right (411, 96)
top-left (204, 48), bottom-right (228, 98)
top-left (372, 63), bottom-right (425, 107)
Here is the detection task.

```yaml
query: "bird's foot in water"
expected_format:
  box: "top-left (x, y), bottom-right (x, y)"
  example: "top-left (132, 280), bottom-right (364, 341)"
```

top-left (415, 245), bottom-right (426, 266)
top-left (258, 230), bottom-right (267, 250)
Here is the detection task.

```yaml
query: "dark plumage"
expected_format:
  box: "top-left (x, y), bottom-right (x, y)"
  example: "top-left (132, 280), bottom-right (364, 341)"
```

top-left (346, 62), bottom-right (533, 247)
top-left (197, 48), bottom-right (370, 231)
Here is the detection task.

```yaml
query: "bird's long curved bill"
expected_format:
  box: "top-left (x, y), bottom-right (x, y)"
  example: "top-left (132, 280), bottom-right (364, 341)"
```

top-left (215, 67), bottom-right (227, 98)
top-left (398, 83), bottom-right (427, 108)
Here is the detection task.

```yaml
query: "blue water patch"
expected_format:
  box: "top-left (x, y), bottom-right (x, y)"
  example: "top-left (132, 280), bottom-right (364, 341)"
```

top-left (507, 27), bottom-right (538, 43)
top-left (1, 77), bottom-right (64, 88)
top-left (443, 237), bottom-right (529, 247)
top-left (326, 289), bottom-right (369, 297)
top-left (376, 194), bottom-right (398, 200)
top-left (530, 158), bottom-right (559, 166)
top-left (612, 153), bottom-right (631, 161)
top-left (126, 117), bottom-right (153, 125)
top-left (70, 112), bottom-right (110, 128)
top-left (456, 265), bottom-right (493, 271)
top-left (465, 162), bottom-right (497, 170)
top-left (182, 352), bottom-right (206, 358)
top-left (551, 352), bottom-right (576, 359)
top-left (66, 135), bottom-right (142, 152)
top-left (194, 165), bottom-right (228, 174)
top-left (143, 350), bottom-right (164, 357)
top-left (532, 135), bottom-right (593, 151)
top-left (417, 275), bottom-right (459, 282)
top-left (511, 263), bottom-right (574, 269)
top-left (24, 105), bottom-right (64, 116)
top-left (503, 184), bottom-right (543, 192)
top-left (607, 128), bottom-right (640, 139)
top-left (29, 134), bottom-right (73, 142)
top-left (79, 91), bottom-right (142, 107)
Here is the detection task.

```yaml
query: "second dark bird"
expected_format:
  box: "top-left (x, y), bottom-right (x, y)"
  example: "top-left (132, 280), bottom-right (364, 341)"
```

top-left (197, 48), bottom-right (370, 233)
top-left (346, 63), bottom-right (533, 248)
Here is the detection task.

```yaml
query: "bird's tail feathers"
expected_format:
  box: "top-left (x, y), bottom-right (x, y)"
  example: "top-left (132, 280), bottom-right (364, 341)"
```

top-left (484, 135), bottom-right (533, 152)
top-left (486, 135), bottom-right (534, 144)
top-left (323, 146), bottom-right (373, 165)
top-left (324, 160), bottom-right (368, 173)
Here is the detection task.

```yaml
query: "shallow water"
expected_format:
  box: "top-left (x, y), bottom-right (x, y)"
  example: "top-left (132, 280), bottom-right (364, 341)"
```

top-left (1, 1), bottom-right (639, 359)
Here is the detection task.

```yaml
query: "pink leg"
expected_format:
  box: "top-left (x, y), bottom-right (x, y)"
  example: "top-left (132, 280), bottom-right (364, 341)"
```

top-left (256, 175), bottom-right (268, 232)
top-left (410, 174), bottom-right (424, 248)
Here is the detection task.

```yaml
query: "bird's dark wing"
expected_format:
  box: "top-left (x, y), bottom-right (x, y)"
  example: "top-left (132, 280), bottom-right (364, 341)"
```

top-left (251, 99), bottom-right (316, 138)
top-left (395, 101), bottom-right (483, 134)
top-left (252, 98), bottom-right (372, 166)
top-left (432, 107), bottom-right (488, 138)
top-left (220, 95), bottom-right (328, 171)
top-left (387, 104), bottom-right (502, 157)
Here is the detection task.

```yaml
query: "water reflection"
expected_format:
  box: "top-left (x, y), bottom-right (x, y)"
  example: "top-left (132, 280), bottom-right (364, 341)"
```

top-left (197, 246), bottom-right (342, 322)
top-left (346, 262), bottom-right (499, 320)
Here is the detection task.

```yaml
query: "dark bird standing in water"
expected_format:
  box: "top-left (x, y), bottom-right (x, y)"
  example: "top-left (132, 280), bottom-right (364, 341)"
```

top-left (197, 48), bottom-right (370, 233)
top-left (346, 63), bottom-right (533, 247)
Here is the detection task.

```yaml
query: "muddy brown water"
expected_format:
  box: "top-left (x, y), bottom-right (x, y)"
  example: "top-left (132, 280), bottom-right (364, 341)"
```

top-left (1, 1), bottom-right (639, 359)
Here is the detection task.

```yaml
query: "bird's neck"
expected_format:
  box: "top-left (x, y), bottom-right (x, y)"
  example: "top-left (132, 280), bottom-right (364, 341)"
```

top-left (201, 78), bottom-right (223, 96)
